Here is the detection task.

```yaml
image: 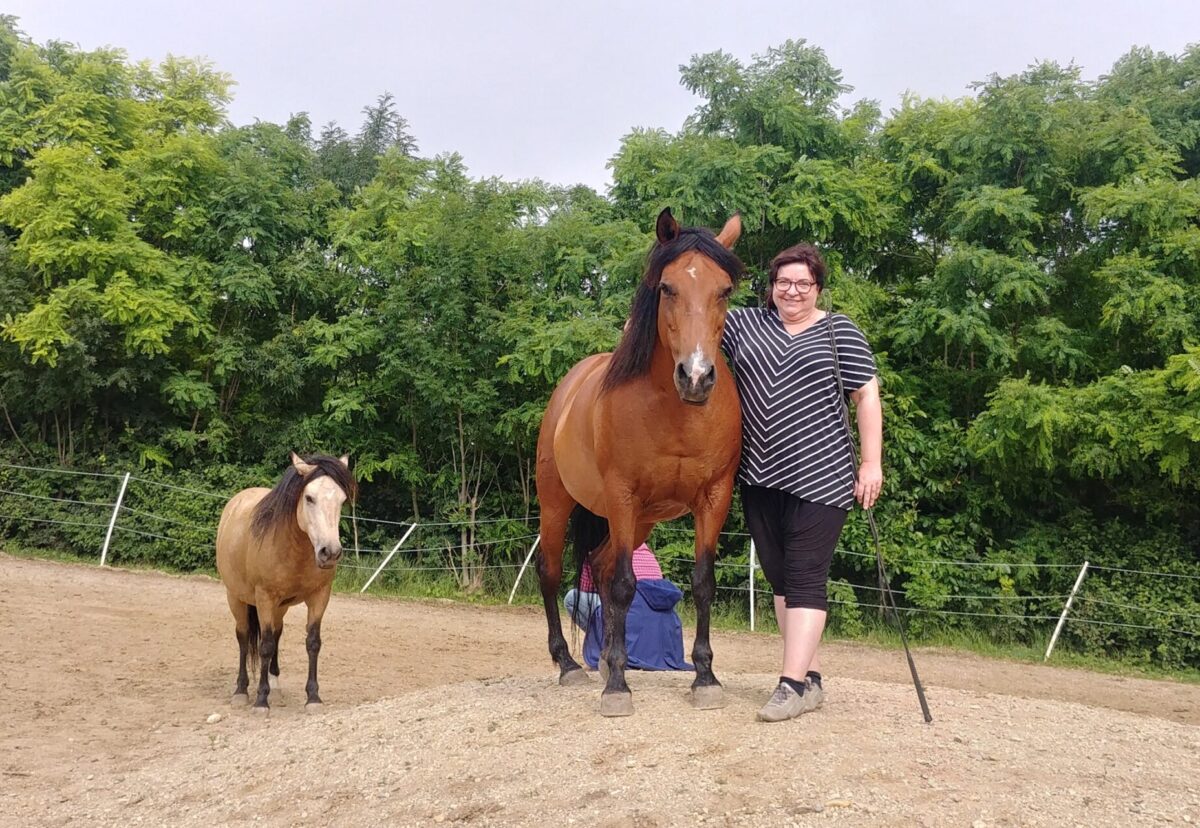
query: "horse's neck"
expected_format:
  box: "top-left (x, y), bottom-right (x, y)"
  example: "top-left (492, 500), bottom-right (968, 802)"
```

top-left (648, 335), bottom-right (680, 395)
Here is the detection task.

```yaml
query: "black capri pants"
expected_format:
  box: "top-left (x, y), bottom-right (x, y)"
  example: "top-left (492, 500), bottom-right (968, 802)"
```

top-left (741, 485), bottom-right (848, 611)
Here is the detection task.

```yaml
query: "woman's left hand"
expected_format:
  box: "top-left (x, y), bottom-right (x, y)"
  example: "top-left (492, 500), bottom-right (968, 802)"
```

top-left (855, 461), bottom-right (883, 509)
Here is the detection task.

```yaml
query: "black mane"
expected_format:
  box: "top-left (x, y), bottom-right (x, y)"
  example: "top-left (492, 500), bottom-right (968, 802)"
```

top-left (602, 225), bottom-right (744, 393)
top-left (250, 454), bottom-right (357, 539)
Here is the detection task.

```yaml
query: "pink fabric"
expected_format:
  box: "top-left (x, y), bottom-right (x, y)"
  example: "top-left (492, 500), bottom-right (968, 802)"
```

top-left (579, 543), bottom-right (663, 592)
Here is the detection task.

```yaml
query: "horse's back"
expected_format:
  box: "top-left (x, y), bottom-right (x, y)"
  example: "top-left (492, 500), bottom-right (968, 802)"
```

top-left (216, 487), bottom-right (270, 599)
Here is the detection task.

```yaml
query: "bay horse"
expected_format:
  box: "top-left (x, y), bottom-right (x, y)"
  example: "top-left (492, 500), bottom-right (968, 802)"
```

top-left (216, 452), bottom-right (356, 713)
top-left (536, 208), bottom-right (743, 717)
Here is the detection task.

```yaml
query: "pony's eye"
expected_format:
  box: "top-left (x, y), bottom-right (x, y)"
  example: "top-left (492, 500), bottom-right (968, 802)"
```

top-left (659, 283), bottom-right (676, 298)
top-left (718, 286), bottom-right (733, 300)
top-left (305, 495), bottom-right (315, 504)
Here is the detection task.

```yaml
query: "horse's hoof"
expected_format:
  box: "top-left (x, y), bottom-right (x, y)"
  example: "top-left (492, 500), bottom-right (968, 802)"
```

top-left (691, 685), bottom-right (726, 710)
top-left (305, 702), bottom-right (324, 714)
top-left (268, 674), bottom-right (280, 690)
top-left (251, 705), bottom-right (270, 717)
top-left (230, 693), bottom-right (249, 707)
top-left (559, 668), bottom-right (591, 686)
top-left (599, 691), bottom-right (634, 718)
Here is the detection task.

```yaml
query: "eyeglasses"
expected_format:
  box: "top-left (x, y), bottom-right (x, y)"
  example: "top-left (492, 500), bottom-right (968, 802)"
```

top-left (773, 278), bottom-right (816, 294)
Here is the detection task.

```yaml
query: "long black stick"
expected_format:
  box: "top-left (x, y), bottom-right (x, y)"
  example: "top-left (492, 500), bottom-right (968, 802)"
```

top-left (823, 302), bottom-right (933, 724)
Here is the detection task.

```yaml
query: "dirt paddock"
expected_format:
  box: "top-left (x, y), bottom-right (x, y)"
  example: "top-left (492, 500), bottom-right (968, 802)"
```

top-left (1, 553), bottom-right (1198, 826)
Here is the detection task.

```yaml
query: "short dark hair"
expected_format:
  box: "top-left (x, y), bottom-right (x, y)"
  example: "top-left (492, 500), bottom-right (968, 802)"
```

top-left (766, 243), bottom-right (826, 309)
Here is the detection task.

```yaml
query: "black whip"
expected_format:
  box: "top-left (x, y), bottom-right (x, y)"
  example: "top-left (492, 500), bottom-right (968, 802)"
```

top-left (823, 300), bottom-right (933, 724)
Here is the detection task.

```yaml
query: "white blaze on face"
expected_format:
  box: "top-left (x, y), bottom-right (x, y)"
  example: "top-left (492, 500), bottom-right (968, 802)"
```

top-left (687, 343), bottom-right (707, 384)
top-left (686, 266), bottom-right (698, 280)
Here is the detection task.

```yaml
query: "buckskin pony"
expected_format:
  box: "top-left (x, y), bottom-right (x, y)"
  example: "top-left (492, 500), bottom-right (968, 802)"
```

top-left (216, 452), bottom-right (356, 714)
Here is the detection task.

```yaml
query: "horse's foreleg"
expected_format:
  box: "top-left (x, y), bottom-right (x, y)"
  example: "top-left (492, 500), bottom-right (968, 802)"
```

top-left (303, 585), bottom-right (331, 712)
top-left (690, 492), bottom-right (732, 710)
top-left (599, 535), bottom-right (636, 717)
top-left (252, 596), bottom-right (280, 713)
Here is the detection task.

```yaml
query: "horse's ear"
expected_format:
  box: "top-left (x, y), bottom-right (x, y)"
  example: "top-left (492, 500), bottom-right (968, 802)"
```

top-left (291, 452), bottom-right (316, 477)
top-left (715, 213), bottom-right (742, 250)
top-left (338, 454), bottom-right (349, 469)
top-left (656, 208), bottom-right (680, 244)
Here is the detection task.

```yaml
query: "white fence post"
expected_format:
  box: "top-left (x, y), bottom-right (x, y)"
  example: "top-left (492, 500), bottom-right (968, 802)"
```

top-left (99, 472), bottom-right (131, 567)
top-left (749, 539), bottom-right (757, 632)
top-left (507, 535), bottom-right (541, 605)
top-left (360, 522), bottom-right (418, 593)
top-left (1044, 560), bottom-right (1089, 661)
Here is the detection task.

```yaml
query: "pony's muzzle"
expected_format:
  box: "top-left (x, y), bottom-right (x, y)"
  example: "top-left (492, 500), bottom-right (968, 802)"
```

top-left (675, 359), bottom-right (717, 404)
top-left (316, 544), bottom-right (343, 568)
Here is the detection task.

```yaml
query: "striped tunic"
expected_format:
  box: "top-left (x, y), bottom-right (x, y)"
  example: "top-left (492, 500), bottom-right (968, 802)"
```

top-left (721, 308), bottom-right (877, 510)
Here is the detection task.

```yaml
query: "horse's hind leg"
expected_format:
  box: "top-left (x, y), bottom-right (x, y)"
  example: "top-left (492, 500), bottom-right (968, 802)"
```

top-left (302, 584), bottom-right (331, 712)
top-left (251, 594), bottom-right (281, 713)
top-left (226, 593), bottom-right (251, 706)
top-left (269, 606), bottom-right (286, 693)
top-left (535, 479), bottom-right (587, 685)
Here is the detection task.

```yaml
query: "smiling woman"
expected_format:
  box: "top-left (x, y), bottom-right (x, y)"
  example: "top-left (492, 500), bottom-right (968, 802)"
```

top-left (216, 452), bottom-right (356, 714)
top-left (721, 242), bottom-right (883, 722)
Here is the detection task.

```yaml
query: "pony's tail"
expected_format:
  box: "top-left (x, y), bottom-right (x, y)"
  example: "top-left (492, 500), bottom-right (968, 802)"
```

top-left (246, 605), bottom-right (261, 674)
top-left (569, 504), bottom-right (609, 628)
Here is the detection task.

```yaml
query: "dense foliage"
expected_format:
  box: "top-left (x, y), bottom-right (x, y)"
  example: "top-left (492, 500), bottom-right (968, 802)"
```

top-left (0, 19), bottom-right (1196, 666)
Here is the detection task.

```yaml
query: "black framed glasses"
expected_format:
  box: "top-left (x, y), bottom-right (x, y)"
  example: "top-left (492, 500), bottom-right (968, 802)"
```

top-left (773, 278), bottom-right (816, 294)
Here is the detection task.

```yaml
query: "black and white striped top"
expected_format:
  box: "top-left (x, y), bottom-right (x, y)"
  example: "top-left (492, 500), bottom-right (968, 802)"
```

top-left (721, 308), bottom-right (877, 510)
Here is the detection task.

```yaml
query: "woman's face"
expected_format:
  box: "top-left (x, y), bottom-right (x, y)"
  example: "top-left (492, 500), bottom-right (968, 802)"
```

top-left (772, 262), bottom-right (820, 321)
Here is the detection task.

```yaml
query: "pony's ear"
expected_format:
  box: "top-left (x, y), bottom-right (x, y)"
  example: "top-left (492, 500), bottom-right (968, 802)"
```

top-left (291, 452), bottom-right (316, 477)
top-left (715, 213), bottom-right (742, 250)
top-left (338, 454), bottom-right (349, 469)
top-left (656, 208), bottom-right (680, 244)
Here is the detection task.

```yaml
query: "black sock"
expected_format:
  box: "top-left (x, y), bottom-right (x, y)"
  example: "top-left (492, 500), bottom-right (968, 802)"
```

top-left (780, 676), bottom-right (806, 695)
top-left (806, 671), bottom-right (822, 689)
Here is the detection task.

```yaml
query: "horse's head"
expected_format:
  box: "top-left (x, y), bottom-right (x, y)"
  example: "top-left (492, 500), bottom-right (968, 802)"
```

top-left (654, 209), bottom-right (742, 404)
top-left (291, 452), bottom-right (351, 569)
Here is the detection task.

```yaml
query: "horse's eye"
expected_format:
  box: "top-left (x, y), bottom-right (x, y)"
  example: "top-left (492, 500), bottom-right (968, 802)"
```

top-left (659, 283), bottom-right (676, 297)
top-left (718, 287), bottom-right (733, 300)
top-left (305, 495), bottom-right (315, 504)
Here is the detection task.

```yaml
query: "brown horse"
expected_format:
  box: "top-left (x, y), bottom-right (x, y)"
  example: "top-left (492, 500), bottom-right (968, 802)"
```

top-left (536, 208), bottom-right (744, 716)
top-left (216, 452), bottom-right (356, 713)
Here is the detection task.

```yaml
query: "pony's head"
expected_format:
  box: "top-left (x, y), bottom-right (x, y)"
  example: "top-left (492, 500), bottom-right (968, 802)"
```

top-left (604, 208), bottom-right (743, 403)
top-left (251, 453), bottom-right (356, 569)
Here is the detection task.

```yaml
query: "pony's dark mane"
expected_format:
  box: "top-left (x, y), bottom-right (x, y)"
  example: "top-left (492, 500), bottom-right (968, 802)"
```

top-left (602, 225), bottom-right (744, 393)
top-left (250, 454), bottom-right (357, 540)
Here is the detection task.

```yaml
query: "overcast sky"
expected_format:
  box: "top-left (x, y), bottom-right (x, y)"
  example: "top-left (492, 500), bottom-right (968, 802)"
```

top-left (9, 1), bottom-right (1200, 191)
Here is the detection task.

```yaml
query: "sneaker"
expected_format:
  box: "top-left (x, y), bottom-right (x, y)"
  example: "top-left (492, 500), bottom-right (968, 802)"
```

top-left (757, 682), bottom-right (805, 722)
top-left (804, 678), bottom-right (825, 711)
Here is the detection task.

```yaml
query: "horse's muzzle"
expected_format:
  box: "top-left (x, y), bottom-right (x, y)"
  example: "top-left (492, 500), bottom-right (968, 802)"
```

top-left (675, 360), bottom-right (717, 404)
top-left (316, 545), bottom-right (343, 569)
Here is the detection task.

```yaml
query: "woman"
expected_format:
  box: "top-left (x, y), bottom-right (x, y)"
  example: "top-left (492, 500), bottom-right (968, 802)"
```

top-left (721, 243), bottom-right (883, 722)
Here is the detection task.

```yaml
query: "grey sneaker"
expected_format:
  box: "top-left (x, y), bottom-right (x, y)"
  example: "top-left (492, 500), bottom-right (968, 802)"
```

top-left (757, 682), bottom-right (805, 722)
top-left (804, 679), bottom-right (825, 710)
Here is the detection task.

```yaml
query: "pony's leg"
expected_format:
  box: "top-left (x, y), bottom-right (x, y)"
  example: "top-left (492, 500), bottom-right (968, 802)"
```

top-left (251, 594), bottom-right (281, 713)
top-left (689, 486), bottom-right (734, 710)
top-left (599, 519), bottom-right (637, 717)
top-left (536, 482), bottom-right (587, 685)
top-left (268, 606), bottom-right (286, 692)
top-left (303, 584), bottom-right (331, 712)
top-left (226, 592), bottom-right (251, 706)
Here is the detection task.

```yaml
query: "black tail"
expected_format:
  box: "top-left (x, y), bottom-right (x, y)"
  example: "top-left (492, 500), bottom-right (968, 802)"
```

top-left (246, 605), bottom-right (261, 674)
top-left (569, 505), bottom-right (609, 627)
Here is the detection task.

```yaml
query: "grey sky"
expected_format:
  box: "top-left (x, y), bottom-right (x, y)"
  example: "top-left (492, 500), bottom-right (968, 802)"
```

top-left (10, 1), bottom-right (1199, 191)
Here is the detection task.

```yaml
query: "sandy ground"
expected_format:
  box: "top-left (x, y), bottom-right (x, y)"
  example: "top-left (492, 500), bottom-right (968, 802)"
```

top-left (1, 553), bottom-right (1198, 827)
